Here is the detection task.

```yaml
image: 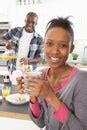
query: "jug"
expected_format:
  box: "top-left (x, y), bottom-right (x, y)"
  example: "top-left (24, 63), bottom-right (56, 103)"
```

top-left (1, 49), bottom-right (16, 61)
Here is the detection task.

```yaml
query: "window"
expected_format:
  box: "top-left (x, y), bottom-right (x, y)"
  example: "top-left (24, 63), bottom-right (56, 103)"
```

top-left (17, 0), bottom-right (44, 5)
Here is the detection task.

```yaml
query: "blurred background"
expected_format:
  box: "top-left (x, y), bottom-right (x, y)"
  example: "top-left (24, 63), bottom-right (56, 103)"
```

top-left (0, 1), bottom-right (87, 130)
top-left (0, 0), bottom-right (87, 64)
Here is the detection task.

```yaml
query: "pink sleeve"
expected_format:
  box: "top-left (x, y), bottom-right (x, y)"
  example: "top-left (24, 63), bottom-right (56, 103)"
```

top-left (30, 101), bottom-right (41, 118)
top-left (53, 103), bottom-right (69, 123)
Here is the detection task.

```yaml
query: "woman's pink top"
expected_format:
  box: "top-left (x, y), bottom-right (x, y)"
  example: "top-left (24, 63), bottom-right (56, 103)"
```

top-left (30, 67), bottom-right (77, 123)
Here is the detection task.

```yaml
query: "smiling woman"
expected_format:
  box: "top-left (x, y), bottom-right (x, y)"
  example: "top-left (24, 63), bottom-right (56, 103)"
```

top-left (25, 17), bottom-right (87, 130)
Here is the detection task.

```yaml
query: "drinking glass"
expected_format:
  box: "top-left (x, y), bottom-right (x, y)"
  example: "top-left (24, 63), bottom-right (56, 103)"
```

top-left (2, 86), bottom-right (10, 98)
top-left (16, 57), bottom-right (32, 75)
top-left (24, 71), bottom-right (42, 94)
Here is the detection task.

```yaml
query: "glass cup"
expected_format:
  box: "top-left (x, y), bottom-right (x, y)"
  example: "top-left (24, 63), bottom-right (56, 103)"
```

top-left (24, 71), bottom-right (42, 94)
top-left (2, 86), bottom-right (10, 98)
top-left (2, 49), bottom-right (16, 61)
top-left (11, 70), bottom-right (23, 85)
top-left (16, 57), bottom-right (32, 75)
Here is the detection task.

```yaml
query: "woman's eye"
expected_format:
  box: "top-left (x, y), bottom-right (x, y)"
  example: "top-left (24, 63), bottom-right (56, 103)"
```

top-left (60, 44), bottom-right (68, 48)
top-left (46, 42), bottom-right (53, 47)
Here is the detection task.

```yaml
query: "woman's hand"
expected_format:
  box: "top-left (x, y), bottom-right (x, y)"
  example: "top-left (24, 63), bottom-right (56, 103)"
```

top-left (16, 76), bottom-right (25, 94)
top-left (27, 76), bottom-right (55, 101)
top-left (28, 77), bottom-right (62, 110)
top-left (16, 76), bottom-right (38, 103)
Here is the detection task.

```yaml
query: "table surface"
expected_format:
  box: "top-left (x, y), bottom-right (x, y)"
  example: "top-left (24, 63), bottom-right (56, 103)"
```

top-left (0, 75), bottom-right (43, 130)
top-left (0, 76), bottom-right (30, 120)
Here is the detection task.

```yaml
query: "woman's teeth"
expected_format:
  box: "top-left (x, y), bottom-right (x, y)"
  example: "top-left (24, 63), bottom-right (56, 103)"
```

top-left (51, 57), bottom-right (59, 62)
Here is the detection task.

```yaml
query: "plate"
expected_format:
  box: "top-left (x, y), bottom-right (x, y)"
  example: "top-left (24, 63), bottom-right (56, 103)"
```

top-left (0, 96), bottom-right (3, 102)
top-left (6, 93), bottom-right (29, 105)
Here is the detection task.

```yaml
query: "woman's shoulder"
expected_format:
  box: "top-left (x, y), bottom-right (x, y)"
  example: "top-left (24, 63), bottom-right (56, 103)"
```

top-left (73, 69), bottom-right (87, 98)
top-left (77, 69), bottom-right (87, 78)
top-left (75, 69), bottom-right (87, 90)
top-left (73, 69), bottom-right (87, 84)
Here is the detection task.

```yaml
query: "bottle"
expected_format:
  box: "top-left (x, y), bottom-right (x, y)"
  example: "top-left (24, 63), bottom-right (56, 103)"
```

top-left (4, 75), bottom-right (10, 84)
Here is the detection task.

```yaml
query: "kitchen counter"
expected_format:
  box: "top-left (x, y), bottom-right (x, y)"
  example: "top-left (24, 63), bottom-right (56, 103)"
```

top-left (0, 111), bottom-right (30, 120)
top-left (37, 63), bottom-right (87, 70)
top-left (68, 63), bottom-right (87, 71)
top-left (0, 89), bottom-right (30, 120)
top-left (0, 81), bottom-right (42, 130)
top-left (75, 64), bottom-right (87, 69)
top-left (0, 75), bottom-right (30, 120)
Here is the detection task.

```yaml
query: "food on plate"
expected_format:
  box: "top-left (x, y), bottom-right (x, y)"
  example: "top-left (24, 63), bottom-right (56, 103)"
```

top-left (15, 94), bottom-right (27, 102)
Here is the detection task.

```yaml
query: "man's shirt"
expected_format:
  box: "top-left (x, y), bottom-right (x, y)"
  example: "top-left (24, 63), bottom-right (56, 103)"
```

top-left (2, 27), bottom-right (43, 70)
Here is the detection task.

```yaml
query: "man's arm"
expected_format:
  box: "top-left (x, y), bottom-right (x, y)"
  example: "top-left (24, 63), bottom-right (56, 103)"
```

top-left (20, 57), bottom-right (42, 66)
top-left (1, 34), bottom-right (16, 50)
top-left (28, 57), bottom-right (41, 64)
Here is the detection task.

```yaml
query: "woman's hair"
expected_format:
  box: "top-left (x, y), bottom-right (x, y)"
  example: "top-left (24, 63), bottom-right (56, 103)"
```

top-left (45, 16), bottom-right (74, 44)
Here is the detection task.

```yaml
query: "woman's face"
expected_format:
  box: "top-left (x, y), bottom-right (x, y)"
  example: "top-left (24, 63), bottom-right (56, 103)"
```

top-left (44, 27), bottom-right (73, 69)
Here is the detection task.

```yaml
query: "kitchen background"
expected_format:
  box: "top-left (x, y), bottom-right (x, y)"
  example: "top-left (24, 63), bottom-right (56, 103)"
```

top-left (0, 1), bottom-right (87, 130)
top-left (0, 0), bottom-right (87, 64)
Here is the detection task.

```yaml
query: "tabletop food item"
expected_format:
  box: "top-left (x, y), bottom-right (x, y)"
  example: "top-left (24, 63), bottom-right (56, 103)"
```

top-left (15, 94), bottom-right (27, 102)
top-left (6, 93), bottom-right (29, 105)
top-left (1, 55), bottom-right (16, 61)
top-left (20, 64), bottom-right (33, 75)
top-left (2, 86), bottom-right (10, 98)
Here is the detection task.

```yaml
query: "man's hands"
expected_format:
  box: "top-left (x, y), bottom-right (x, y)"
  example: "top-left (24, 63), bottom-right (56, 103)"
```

top-left (19, 58), bottom-right (28, 65)
top-left (5, 41), bottom-right (15, 50)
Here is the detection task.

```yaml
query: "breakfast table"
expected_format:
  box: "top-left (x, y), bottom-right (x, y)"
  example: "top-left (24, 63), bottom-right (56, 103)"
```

top-left (0, 75), bottom-right (43, 130)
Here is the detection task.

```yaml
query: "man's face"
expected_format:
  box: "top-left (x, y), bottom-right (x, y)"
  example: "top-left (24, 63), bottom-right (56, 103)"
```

top-left (25, 15), bottom-right (38, 33)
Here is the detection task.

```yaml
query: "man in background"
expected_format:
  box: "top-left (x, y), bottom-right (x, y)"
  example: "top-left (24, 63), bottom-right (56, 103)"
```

top-left (1, 12), bottom-right (43, 72)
